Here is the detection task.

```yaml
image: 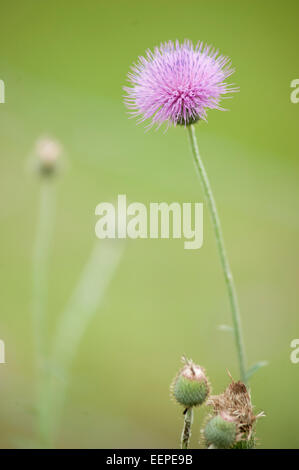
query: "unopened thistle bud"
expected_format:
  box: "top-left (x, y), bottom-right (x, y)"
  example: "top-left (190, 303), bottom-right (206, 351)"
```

top-left (204, 413), bottom-right (236, 449)
top-left (172, 357), bottom-right (209, 407)
top-left (35, 137), bottom-right (62, 176)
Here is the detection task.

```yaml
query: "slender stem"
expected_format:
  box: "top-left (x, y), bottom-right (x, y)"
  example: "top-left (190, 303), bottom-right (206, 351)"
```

top-left (39, 239), bottom-right (124, 447)
top-left (187, 124), bottom-right (247, 384)
top-left (181, 408), bottom-right (193, 449)
top-left (32, 178), bottom-right (56, 445)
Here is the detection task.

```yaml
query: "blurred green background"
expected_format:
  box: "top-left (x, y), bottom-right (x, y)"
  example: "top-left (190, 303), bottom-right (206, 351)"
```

top-left (0, 0), bottom-right (298, 449)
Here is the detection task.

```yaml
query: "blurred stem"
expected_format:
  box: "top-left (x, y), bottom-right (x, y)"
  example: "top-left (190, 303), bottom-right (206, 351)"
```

top-left (181, 408), bottom-right (193, 449)
top-left (39, 239), bottom-right (124, 447)
top-left (32, 178), bottom-right (56, 445)
top-left (187, 124), bottom-right (247, 385)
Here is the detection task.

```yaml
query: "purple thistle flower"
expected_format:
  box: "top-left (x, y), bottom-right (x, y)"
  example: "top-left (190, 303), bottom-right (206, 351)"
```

top-left (124, 39), bottom-right (237, 129)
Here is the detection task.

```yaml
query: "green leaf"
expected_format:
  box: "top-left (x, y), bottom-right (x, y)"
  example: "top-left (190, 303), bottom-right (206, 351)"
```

top-left (246, 361), bottom-right (268, 381)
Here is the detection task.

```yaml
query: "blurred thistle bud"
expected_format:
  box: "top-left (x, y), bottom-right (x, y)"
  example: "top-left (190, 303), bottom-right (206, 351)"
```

top-left (35, 137), bottom-right (62, 176)
top-left (204, 413), bottom-right (237, 449)
top-left (171, 356), bottom-right (209, 408)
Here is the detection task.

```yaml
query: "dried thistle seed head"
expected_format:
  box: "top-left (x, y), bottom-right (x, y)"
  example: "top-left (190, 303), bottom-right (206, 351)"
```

top-left (35, 137), bottom-right (62, 176)
top-left (204, 414), bottom-right (237, 449)
top-left (207, 372), bottom-right (264, 444)
top-left (171, 356), bottom-right (209, 407)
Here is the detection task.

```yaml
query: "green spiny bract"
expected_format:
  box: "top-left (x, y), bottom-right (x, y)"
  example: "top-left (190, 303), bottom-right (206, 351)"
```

top-left (204, 415), bottom-right (236, 449)
top-left (232, 436), bottom-right (255, 449)
top-left (172, 357), bottom-right (209, 407)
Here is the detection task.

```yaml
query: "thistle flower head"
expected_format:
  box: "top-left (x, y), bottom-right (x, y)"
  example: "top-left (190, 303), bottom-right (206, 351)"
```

top-left (124, 39), bottom-right (237, 129)
top-left (171, 356), bottom-right (209, 407)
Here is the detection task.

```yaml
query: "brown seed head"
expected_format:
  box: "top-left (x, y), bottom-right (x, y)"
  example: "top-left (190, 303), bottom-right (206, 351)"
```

top-left (207, 372), bottom-right (264, 442)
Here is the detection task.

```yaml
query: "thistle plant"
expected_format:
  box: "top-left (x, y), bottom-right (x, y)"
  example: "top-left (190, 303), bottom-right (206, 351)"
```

top-left (32, 137), bottom-right (61, 445)
top-left (31, 138), bottom-right (124, 448)
top-left (171, 356), bottom-right (209, 449)
top-left (172, 360), bottom-right (264, 449)
top-left (124, 39), bottom-right (266, 448)
top-left (124, 39), bottom-right (246, 377)
top-left (32, 137), bottom-right (62, 365)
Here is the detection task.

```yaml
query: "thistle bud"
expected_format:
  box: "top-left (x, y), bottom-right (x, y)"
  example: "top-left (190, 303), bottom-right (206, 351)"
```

top-left (204, 413), bottom-right (236, 449)
top-left (172, 357), bottom-right (209, 407)
top-left (35, 137), bottom-right (62, 176)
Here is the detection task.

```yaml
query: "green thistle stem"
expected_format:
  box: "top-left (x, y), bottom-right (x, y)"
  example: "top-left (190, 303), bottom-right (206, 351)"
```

top-left (187, 124), bottom-right (247, 385)
top-left (32, 178), bottom-right (56, 445)
top-left (181, 407), bottom-right (193, 449)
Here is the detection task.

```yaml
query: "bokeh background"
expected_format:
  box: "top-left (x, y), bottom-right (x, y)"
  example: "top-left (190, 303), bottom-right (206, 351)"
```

top-left (0, 0), bottom-right (298, 449)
